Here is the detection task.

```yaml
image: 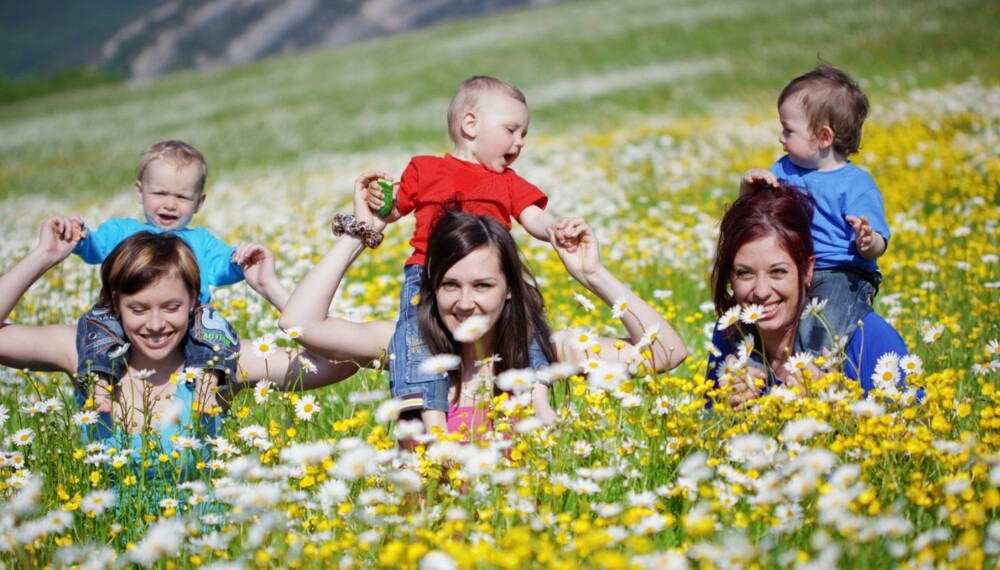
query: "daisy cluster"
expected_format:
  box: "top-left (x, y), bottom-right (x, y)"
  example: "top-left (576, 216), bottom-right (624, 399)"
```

top-left (0, 82), bottom-right (998, 568)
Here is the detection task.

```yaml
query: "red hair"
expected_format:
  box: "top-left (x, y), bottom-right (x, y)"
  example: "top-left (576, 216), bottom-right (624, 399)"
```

top-left (711, 183), bottom-right (816, 317)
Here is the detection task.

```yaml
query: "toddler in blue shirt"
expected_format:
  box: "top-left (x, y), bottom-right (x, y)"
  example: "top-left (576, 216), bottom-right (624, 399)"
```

top-left (69, 140), bottom-right (282, 414)
top-left (740, 64), bottom-right (888, 354)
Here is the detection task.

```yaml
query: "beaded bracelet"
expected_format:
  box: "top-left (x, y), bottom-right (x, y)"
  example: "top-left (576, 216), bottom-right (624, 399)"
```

top-left (331, 214), bottom-right (384, 248)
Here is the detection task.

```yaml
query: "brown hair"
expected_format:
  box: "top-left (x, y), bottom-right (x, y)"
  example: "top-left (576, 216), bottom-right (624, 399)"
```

top-left (98, 232), bottom-right (200, 313)
top-left (418, 210), bottom-right (554, 404)
top-left (135, 140), bottom-right (209, 194)
top-left (711, 183), bottom-right (816, 319)
top-left (447, 76), bottom-right (527, 145)
top-left (778, 64), bottom-right (869, 157)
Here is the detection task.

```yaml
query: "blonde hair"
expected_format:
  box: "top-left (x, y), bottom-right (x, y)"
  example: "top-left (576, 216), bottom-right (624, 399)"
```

top-left (446, 76), bottom-right (527, 144)
top-left (135, 140), bottom-right (208, 194)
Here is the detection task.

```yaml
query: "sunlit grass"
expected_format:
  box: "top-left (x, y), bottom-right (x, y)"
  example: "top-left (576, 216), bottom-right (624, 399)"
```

top-left (0, 78), bottom-right (997, 568)
top-left (1, 0), bottom-right (999, 566)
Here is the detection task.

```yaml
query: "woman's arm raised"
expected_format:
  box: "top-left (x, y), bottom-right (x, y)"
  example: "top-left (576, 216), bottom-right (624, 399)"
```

top-left (0, 217), bottom-right (83, 373)
top-left (278, 171), bottom-right (396, 366)
top-left (549, 219), bottom-right (688, 372)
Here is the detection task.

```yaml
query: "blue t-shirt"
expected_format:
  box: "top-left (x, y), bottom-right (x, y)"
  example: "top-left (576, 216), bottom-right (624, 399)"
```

top-left (74, 218), bottom-right (243, 303)
top-left (771, 156), bottom-right (889, 272)
top-left (76, 379), bottom-right (220, 480)
top-left (707, 311), bottom-right (908, 396)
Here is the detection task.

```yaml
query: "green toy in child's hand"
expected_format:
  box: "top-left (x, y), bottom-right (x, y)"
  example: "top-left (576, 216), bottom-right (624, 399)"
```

top-left (377, 180), bottom-right (395, 218)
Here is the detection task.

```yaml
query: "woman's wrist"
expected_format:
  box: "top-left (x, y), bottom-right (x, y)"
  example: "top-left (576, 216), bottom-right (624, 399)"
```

top-left (331, 214), bottom-right (383, 248)
top-left (582, 266), bottom-right (623, 305)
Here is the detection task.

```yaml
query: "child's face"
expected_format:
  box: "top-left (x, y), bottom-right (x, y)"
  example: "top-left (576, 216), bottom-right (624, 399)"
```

top-left (135, 159), bottom-right (205, 231)
top-left (466, 92), bottom-right (530, 174)
top-left (777, 94), bottom-right (824, 170)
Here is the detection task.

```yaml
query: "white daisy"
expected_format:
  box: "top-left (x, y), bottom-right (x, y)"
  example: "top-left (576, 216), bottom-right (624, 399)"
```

top-left (717, 305), bottom-right (741, 331)
top-left (453, 315), bottom-right (490, 342)
top-left (739, 303), bottom-right (765, 324)
top-left (11, 428), bottom-right (35, 446)
top-left (71, 410), bottom-right (100, 426)
top-left (418, 354), bottom-right (461, 375)
top-left (495, 368), bottom-right (536, 394)
top-left (611, 294), bottom-right (630, 319)
top-left (574, 293), bottom-right (596, 313)
top-left (251, 334), bottom-right (277, 358)
top-left (279, 326), bottom-right (305, 341)
top-left (253, 379), bottom-right (274, 404)
top-left (295, 395), bottom-right (320, 421)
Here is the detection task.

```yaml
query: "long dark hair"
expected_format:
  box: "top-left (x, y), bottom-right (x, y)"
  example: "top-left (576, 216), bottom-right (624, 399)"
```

top-left (711, 182), bottom-right (816, 319)
top-left (418, 210), bottom-right (555, 404)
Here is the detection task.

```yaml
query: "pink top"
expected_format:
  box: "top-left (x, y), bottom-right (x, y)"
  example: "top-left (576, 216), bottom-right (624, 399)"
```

top-left (446, 404), bottom-right (491, 436)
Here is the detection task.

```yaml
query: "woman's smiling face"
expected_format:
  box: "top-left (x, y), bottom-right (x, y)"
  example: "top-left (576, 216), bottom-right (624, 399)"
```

top-left (117, 273), bottom-right (195, 367)
top-left (730, 235), bottom-right (812, 338)
top-left (435, 245), bottom-right (510, 347)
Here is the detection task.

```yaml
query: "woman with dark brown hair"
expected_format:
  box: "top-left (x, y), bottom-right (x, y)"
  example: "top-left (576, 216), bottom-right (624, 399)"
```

top-left (281, 172), bottom-right (688, 433)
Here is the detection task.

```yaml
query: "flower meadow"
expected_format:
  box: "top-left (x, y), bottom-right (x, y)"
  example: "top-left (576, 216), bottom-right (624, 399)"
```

top-left (1, 81), bottom-right (999, 569)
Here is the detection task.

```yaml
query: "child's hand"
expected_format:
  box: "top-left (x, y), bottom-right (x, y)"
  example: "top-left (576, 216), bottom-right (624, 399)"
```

top-left (551, 217), bottom-right (586, 253)
top-left (356, 171), bottom-right (399, 222)
top-left (549, 218), bottom-right (601, 286)
top-left (846, 214), bottom-right (873, 250)
top-left (354, 171), bottom-right (392, 230)
top-left (845, 214), bottom-right (886, 259)
top-left (37, 216), bottom-right (85, 262)
top-left (739, 169), bottom-right (779, 195)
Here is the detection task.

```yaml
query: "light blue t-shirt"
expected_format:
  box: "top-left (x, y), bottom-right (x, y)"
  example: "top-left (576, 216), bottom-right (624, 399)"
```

top-left (77, 380), bottom-right (220, 480)
top-left (74, 218), bottom-right (243, 303)
top-left (771, 156), bottom-right (889, 272)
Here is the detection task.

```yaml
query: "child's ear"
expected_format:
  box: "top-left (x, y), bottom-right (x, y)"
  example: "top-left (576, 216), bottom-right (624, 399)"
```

top-left (134, 180), bottom-right (144, 203)
top-left (194, 193), bottom-right (206, 213)
top-left (461, 111), bottom-right (479, 139)
top-left (817, 125), bottom-right (835, 149)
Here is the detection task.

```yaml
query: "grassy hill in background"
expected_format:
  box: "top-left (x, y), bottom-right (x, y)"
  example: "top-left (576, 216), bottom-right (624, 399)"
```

top-left (0, 0), bottom-right (997, 202)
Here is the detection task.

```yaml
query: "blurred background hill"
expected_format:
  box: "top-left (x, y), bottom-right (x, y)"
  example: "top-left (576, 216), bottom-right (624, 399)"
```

top-left (0, 0), bottom-right (560, 99)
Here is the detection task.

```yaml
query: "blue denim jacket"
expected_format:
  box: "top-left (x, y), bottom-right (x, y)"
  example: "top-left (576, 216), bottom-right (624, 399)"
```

top-left (76, 305), bottom-right (240, 386)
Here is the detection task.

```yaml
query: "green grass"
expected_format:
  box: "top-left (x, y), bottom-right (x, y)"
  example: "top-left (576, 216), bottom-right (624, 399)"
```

top-left (0, 0), bottom-right (996, 202)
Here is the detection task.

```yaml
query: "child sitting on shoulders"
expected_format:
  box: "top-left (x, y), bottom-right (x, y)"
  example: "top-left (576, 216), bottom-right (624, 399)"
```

top-left (740, 64), bottom-right (888, 353)
top-left (69, 140), bottom-right (285, 414)
top-left (364, 76), bottom-right (567, 433)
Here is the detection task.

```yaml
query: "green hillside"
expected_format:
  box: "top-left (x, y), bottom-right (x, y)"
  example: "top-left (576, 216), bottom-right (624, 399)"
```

top-left (0, 0), bottom-right (996, 202)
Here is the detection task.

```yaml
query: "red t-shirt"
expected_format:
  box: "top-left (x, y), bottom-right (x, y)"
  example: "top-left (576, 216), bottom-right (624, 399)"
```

top-left (396, 154), bottom-right (548, 266)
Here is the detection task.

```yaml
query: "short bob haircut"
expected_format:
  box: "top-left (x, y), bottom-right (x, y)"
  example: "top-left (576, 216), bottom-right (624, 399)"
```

top-left (446, 75), bottom-right (527, 146)
top-left (778, 64), bottom-right (869, 157)
top-left (98, 232), bottom-right (201, 313)
top-left (711, 182), bottom-right (816, 319)
top-left (417, 210), bottom-right (554, 404)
